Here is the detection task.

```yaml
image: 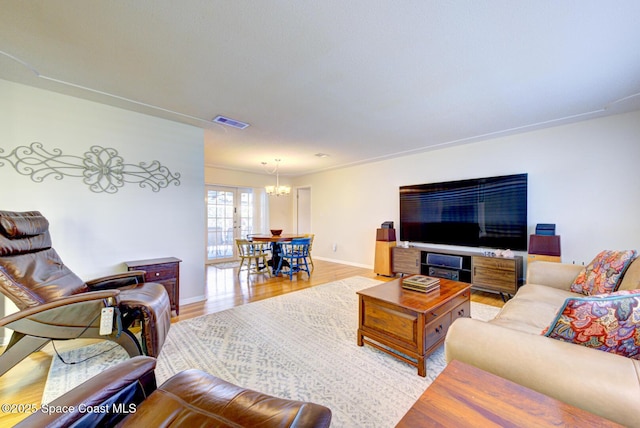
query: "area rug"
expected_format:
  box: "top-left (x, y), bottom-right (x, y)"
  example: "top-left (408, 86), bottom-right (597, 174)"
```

top-left (212, 261), bottom-right (241, 269)
top-left (43, 277), bottom-right (500, 427)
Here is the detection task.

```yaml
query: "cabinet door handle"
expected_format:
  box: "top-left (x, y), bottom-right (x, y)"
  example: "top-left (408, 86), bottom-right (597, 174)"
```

top-left (435, 324), bottom-right (443, 334)
top-left (458, 308), bottom-right (465, 316)
top-left (155, 272), bottom-right (160, 277)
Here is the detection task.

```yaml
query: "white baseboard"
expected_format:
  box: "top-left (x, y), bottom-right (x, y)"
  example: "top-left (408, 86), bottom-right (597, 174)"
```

top-left (314, 256), bottom-right (372, 270)
top-left (179, 294), bottom-right (207, 306)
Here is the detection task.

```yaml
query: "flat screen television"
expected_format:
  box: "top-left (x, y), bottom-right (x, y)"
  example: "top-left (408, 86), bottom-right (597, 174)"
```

top-left (399, 173), bottom-right (528, 251)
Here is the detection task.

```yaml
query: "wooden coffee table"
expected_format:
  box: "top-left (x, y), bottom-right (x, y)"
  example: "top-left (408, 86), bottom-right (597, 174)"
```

top-left (357, 277), bottom-right (471, 377)
top-left (395, 359), bottom-right (623, 427)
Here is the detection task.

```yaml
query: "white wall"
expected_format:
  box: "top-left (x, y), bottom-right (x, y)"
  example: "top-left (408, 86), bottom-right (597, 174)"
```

top-left (293, 110), bottom-right (640, 270)
top-left (0, 80), bottom-right (206, 333)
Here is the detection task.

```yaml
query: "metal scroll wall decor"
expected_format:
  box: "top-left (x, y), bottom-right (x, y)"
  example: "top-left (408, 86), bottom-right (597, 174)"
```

top-left (0, 142), bottom-right (181, 194)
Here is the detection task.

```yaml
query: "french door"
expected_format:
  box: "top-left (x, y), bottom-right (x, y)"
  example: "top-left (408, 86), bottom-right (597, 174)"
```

top-left (206, 186), bottom-right (256, 263)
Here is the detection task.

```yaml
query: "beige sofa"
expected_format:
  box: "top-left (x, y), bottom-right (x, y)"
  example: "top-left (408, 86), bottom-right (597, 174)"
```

top-left (445, 259), bottom-right (640, 427)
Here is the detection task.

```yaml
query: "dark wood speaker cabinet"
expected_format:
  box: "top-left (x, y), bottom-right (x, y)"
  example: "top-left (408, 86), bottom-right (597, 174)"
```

top-left (124, 257), bottom-right (181, 316)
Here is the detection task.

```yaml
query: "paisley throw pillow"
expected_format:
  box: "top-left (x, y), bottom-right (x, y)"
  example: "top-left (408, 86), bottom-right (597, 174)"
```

top-left (543, 290), bottom-right (640, 359)
top-left (569, 250), bottom-right (637, 295)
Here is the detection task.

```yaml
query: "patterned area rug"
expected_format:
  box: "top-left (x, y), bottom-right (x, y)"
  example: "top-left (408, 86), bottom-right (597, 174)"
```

top-left (43, 276), bottom-right (500, 427)
top-left (212, 261), bottom-right (241, 269)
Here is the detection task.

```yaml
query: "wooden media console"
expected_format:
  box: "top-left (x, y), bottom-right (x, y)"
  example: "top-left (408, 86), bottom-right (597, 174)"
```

top-left (392, 246), bottom-right (523, 297)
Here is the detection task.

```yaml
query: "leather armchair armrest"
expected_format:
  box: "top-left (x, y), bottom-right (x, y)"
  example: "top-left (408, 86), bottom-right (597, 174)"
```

top-left (0, 290), bottom-right (120, 328)
top-left (0, 291), bottom-right (122, 342)
top-left (86, 271), bottom-right (146, 291)
top-left (15, 356), bottom-right (158, 428)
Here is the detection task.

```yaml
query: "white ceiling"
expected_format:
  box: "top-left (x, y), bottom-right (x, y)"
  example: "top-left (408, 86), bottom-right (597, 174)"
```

top-left (2, 1), bottom-right (640, 176)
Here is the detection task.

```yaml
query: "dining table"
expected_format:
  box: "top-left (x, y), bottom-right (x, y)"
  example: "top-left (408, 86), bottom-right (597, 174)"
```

top-left (248, 233), bottom-right (306, 272)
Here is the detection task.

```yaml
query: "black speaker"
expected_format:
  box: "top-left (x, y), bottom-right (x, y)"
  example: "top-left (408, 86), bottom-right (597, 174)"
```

top-left (428, 267), bottom-right (460, 281)
top-left (535, 223), bottom-right (556, 236)
top-left (529, 235), bottom-right (561, 257)
top-left (426, 253), bottom-right (463, 269)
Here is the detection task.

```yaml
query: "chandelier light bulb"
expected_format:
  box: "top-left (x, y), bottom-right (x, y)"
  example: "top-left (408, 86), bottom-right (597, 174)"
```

top-left (262, 159), bottom-right (291, 196)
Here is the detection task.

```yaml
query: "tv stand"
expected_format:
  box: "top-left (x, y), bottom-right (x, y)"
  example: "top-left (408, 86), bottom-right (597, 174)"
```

top-left (392, 246), bottom-right (523, 298)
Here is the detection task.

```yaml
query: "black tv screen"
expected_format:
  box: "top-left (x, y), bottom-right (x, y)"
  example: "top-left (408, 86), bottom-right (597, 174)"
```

top-left (399, 173), bottom-right (528, 251)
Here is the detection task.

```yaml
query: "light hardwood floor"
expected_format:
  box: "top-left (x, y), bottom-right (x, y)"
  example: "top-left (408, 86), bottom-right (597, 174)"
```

top-left (0, 259), bottom-right (503, 426)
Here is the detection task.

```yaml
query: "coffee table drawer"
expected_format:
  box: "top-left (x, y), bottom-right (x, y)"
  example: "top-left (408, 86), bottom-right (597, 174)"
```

top-left (452, 300), bottom-right (471, 322)
top-left (426, 292), bottom-right (469, 323)
top-left (425, 313), bottom-right (452, 350)
top-left (362, 299), bottom-right (417, 343)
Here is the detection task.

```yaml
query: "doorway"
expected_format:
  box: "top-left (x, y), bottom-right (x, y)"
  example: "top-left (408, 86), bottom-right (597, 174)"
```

top-left (206, 186), bottom-right (256, 263)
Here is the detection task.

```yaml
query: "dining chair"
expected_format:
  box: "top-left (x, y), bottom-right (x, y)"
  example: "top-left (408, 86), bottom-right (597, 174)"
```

top-left (303, 233), bottom-right (315, 271)
top-left (275, 238), bottom-right (311, 279)
top-left (236, 239), bottom-right (271, 276)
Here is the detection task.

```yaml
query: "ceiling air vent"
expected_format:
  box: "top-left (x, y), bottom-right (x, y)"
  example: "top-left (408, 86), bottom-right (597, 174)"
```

top-left (213, 115), bottom-right (250, 130)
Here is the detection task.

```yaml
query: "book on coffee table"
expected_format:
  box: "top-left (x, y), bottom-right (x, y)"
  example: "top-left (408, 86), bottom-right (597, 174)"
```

top-left (402, 275), bottom-right (440, 293)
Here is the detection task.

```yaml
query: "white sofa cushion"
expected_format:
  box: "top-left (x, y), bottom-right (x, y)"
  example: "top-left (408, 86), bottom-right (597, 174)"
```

top-left (490, 284), bottom-right (575, 334)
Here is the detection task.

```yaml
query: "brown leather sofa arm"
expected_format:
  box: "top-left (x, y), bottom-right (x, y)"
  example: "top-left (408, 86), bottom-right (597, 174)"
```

top-left (15, 356), bottom-right (157, 428)
top-left (0, 290), bottom-right (120, 327)
top-left (18, 356), bottom-right (332, 428)
top-left (122, 368), bottom-right (333, 427)
top-left (86, 270), bottom-right (146, 291)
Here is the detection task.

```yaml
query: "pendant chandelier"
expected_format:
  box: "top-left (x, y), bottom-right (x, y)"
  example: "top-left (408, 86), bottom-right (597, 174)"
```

top-left (262, 159), bottom-right (291, 197)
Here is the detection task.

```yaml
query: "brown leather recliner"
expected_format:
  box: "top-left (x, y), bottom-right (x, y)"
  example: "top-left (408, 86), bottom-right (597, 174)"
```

top-left (16, 356), bottom-right (332, 427)
top-left (0, 210), bottom-right (171, 376)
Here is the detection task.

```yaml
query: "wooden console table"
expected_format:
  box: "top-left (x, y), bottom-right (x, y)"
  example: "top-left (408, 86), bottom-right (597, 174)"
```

top-left (357, 277), bottom-right (470, 377)
top-left (396, 360), bottom-right (623, 427)
top-left (124, 257), bottom-right (181, 315)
